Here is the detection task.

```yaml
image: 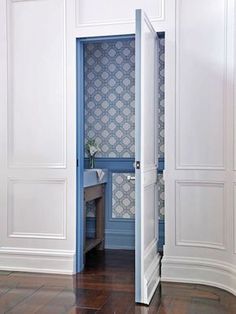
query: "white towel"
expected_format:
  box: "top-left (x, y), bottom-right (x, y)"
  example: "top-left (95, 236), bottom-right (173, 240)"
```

top-left (96, 169), bottom-right (105, 182)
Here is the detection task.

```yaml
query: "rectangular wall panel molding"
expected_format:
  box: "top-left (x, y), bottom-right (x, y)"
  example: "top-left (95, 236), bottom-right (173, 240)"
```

top-left (75, 0), bottom-right (165, 28)
top-left (233, 184), bottom-right (236, 254)
top-left (7, 0), bottom-right (67, 168)
top-left (175, 0), bottom-right (227, 170)
top-left (7, 178), bottom-right (67, 240)
top-left (175, 181), bottom-right (226, 250)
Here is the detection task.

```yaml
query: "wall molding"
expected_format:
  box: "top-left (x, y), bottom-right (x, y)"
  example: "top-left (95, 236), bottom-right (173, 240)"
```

top-left (7, 178), bottom-right (67, 240)
top-left (75, 0), bottom-right (165, 28)
top-left (175, 181), bottom-right (226, 250)
top-left (161, 256), bottom-right (236, 297)
top-left (0, 247), bottom-right (75, 274)
top-left (233, 183), bottom-right (236, 254)
top-left (6, 0), bottom-right (67, 169)
top-left (175, 0), bottom-right (227, 170)
top-left (144, 246), bottom-right (160, 304)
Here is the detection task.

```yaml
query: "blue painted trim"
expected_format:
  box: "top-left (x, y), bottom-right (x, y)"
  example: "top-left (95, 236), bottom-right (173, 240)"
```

top-left (107, 170), bottom-right (135, 223)
top-left (77, 35), bottom-right (138, 272)
top-left (84, 157), bottom-right (135, 172)
top-left (158, 158), bottom-right (165, 173)
top-left (158, 32), bottom-right (165, 39)
top-left (79, 34), bottom-right (135, 44)
top-left (76, 39), bottom-right (85, 272)
top-left (85, 157), bottom-right (165, 173)
top-left (158, 219), bottom-right (165, 252)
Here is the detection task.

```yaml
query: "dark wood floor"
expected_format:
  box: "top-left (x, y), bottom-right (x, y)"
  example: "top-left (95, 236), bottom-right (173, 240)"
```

top-left (0, 250), bottom-right (235, 313)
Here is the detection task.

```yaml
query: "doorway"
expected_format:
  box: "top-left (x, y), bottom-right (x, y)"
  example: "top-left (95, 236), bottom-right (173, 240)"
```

top-left (77, 10), bottom-right (164, 302)
top-left (77, 35), bottom-right (136, 273)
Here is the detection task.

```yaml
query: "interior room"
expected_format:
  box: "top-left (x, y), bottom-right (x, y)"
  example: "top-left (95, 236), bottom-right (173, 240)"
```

top-left (0, 0), bottom-right (236, 313)
top-left (79, 34), bottom-right (165, 269)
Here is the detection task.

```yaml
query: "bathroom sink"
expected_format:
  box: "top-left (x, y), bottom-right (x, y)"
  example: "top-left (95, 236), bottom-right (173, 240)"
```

top-left (84, 168), bottom-right (108, 188)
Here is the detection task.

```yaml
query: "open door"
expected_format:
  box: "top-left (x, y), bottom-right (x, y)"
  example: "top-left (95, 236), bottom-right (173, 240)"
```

top-left (135, 9), bottom-right (160, 304)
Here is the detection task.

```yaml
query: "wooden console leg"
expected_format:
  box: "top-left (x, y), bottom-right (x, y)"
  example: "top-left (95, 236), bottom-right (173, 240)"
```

top-left (95, 193), bottom-right (105, 250)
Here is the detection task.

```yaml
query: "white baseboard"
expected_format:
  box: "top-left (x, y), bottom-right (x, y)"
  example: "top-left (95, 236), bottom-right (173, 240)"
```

top-left (161, 256), bottom-right (236, 296)
top-left (0, 248), bottom-right (76, 274)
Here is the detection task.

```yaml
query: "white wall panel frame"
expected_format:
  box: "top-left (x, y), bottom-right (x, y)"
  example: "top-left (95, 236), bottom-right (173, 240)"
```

top-left (74, 0), bottom-right (167, 37)
top-left (233, 183), bottom-right (236, 254)
top-left (175, 0), bottom-right (227, 170)
top-left (7, 178), bottom-right (67, 240)
top-left (175, 181), bottom-right (226, 250)
top-left (75, 0), bottom-right (165, 28)
top-left (6, 0), bottom-right (67, 169)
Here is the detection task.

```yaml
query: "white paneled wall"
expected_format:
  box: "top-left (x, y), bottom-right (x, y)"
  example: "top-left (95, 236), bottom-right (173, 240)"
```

top-left (0, 0), bottom-right (165, 275)
top-left (0, 0), bottom-right (76, 274)
top-left (162, 0), bottom-right (236, 296)
top-left (1, 0), bottom-right (236, 297)
top-left (74, 0), bottom-right (166, 36)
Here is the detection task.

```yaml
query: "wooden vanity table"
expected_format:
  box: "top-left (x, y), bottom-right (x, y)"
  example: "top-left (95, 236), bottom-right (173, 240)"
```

top-left (84, 183), bottom-right (105, 254)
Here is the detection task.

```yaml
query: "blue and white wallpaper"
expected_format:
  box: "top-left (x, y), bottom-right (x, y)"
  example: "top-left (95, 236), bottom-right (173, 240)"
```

top-left (158, 37), bottom-right (165, 160)
top-left (84, 39), bottom-right (135, 158)
top-left (84, 36), bottom-right (165, 219)
top-left (112, 173), bottom-right (135, 219)
top-left (158, 36), bottom-right (165, 218)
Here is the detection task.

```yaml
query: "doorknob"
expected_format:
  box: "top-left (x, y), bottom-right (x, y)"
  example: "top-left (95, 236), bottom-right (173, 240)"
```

top-left (127, 175), bottom-right (135, 181)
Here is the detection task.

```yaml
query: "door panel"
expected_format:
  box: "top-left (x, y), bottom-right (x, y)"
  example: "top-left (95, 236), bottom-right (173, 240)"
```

top-left (135, 9), bottom-right (160, 305)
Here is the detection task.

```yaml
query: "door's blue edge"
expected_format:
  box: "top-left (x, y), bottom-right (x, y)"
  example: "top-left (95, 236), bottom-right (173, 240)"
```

top-left (76, 39), bottom-right (85, 272)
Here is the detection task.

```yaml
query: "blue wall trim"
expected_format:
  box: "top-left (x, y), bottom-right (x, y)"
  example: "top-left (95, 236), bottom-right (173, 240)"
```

top-left (85, 157), bottom-right (165, 173)
top-left (80, 34), bottom-right (135, 43)
top-left (84, 157), bottom-right (135, 172)
top-left (158, 158), bottom-right (164, 173)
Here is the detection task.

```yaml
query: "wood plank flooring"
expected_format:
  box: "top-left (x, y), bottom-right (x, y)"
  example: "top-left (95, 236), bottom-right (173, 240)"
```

top-left (0, 250), bottom-right (235, 313)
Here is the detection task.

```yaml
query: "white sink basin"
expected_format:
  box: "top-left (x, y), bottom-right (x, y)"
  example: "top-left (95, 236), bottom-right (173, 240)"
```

top-left (83, 169), bottom-right (108, 188)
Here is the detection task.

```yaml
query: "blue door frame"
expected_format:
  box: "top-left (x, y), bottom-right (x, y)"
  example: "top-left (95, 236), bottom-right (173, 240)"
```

top-left (76, 34), bottom-right (135, 272)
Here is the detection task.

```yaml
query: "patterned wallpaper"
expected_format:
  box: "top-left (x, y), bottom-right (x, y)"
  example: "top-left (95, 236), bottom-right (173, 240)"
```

top-left (112, 173), bottom-right (135, 219)
top-left (158, 36), bottom-right (165, 218)
top-left (84, 36), bottom-right (165, 219)
top-left (84, 39), bottom-right (135, 158)
top-left (158, 37), bottom-right (165, 160)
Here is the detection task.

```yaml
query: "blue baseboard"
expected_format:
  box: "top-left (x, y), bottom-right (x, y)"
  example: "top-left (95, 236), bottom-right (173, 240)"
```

top-left (105, 229), bottom-right (135, 250)
top-left (158, 219), bottom-right (165, 252)
top-left (86, 217), bottom-right (165, 251)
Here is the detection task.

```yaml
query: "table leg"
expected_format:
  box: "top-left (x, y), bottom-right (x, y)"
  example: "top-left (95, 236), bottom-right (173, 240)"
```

top-left (95, 193), bottom-right (105, 250)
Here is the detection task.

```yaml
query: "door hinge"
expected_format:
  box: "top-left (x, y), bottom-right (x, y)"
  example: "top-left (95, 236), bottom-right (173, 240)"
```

top-left (136, 161), bottom-right (140, 169)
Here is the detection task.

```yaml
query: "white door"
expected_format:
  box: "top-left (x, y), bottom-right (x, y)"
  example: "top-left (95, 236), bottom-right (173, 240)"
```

top-left (135, 9), bottom-right (160, 305)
